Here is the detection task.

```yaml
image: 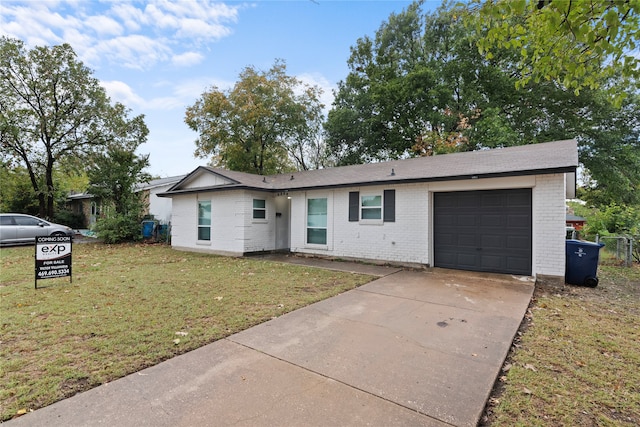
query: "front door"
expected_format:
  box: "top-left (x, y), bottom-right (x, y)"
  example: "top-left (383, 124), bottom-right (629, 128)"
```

top-left (274, 196), bottom-right (290, 250)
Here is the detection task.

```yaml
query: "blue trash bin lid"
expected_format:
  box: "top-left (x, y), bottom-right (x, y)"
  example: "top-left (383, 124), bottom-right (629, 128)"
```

top-left (566, 239), bottom-right (604, 248)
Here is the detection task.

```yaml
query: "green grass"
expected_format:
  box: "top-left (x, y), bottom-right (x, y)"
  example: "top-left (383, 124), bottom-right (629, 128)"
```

top-left (0, 243), bottom-right (373, 421)
top-left (483, 263), bottom-right (640, 426)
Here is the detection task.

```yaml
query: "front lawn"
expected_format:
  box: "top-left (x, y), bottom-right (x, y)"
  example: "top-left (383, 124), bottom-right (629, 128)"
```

top-left (0, 243), bottom-right (372, 421)
top-left (483, 263), bottom-right (640, 425)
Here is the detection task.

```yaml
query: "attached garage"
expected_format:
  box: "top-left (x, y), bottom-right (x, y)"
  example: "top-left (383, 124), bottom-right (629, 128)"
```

top-left (433, 189), bottom-right (532, 276)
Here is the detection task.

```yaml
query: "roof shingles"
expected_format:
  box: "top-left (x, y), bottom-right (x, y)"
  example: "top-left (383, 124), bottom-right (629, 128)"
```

top-left (163, 139), bottom-right (578, 195)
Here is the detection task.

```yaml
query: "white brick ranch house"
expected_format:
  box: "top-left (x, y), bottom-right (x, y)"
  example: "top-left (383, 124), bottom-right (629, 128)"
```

top-left (159, 139), bottom-right (578, 281)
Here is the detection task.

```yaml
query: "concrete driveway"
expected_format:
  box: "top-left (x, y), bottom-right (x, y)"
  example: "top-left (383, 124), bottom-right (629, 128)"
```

top-left (6, 266), bottom-right (533, 427)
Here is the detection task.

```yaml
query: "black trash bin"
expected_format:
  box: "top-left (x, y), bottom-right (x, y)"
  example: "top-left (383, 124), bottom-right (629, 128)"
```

top-left (565, 239), bottom-right (605, 287)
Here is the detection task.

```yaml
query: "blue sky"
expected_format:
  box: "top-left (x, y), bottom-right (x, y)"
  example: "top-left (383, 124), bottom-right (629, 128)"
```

top-left (1, 0), bottom-right (441, 177)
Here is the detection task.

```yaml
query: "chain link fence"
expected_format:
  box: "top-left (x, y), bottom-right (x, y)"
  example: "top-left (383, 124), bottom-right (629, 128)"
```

top-left (596, 235), bottom-right (637, 267)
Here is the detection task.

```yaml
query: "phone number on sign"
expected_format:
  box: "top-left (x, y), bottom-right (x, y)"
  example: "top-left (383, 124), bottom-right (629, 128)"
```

top-left (37, 268), bottom-right (70, 278)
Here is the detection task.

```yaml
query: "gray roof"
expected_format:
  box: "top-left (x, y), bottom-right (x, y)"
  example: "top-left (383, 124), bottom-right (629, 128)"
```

top-left (161, 139), bottom-right (578, 196)
top-left (136, 175), bottom-right (186, 191)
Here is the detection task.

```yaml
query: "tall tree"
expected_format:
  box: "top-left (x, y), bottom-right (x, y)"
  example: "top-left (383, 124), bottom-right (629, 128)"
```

top-left (185, 59), bottom-right (325, 175)
top-left (87, 146), bottom-right (150, 216)
top-left (325, 2), bottom-right (528, 164)
top-left (325, 1), bottom-right (640, 206)
top-left (471, 0), bottom-right (640, 101)
top-left (0, 37), bottom-right (147, 218)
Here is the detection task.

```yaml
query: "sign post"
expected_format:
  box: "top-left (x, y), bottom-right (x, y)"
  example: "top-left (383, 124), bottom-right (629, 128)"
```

top-left (35, 236), bottom-right (72, 289)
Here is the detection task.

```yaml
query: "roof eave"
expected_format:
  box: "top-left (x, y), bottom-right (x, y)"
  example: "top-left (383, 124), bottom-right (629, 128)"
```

top-left (158, 166), bottom-right (577, 196)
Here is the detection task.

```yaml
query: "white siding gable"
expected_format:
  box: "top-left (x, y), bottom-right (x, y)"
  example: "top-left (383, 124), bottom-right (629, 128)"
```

top-left (179, 171), bottom-right (236, 191)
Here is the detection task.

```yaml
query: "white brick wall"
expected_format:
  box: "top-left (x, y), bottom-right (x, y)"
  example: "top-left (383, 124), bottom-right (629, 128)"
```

top-left (241, 191), bottom-right (277, 253)
top-left (172, 173), bottom-right (567, 279)
top-left (169, 194), bottom-right (197, 247)
top-left (171, 191), bottom-right (245, 254)
top-left (532, 174), bottom-right (566, 277)
top-left (290, 185), bottom-right (430, 264)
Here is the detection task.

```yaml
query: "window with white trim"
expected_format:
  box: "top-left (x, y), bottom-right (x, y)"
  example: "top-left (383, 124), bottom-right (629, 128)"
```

top-left (360, 195), bottom-right (382, 220)
top-left (197, 200), bottom-right (211, 241)
top-left (306, 198), bottom-right (327, 245)
top-left (349, 190), bottom-right (395, 222)
top-left (253, 199), bottom-right (266, 219)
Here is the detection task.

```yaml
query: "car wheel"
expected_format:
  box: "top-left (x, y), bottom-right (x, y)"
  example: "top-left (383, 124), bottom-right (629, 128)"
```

top-left (50, 232), bottom-right (65, 237)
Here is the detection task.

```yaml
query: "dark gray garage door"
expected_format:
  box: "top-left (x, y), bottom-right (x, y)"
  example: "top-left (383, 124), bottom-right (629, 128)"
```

top-left (433, 189), bottom-right (532, 275)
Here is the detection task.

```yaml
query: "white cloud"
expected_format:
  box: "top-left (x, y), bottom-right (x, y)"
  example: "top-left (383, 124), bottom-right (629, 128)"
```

top-left (90, 35), bottom-right (172, 70)
top-left (101, 80), bottom-right (146, 108)
top-left (0, 0), bottom-right (241, 70)
top-left (297, 72), bottom-right (337, 113)
top-left (101, 77), bottom-right (224, 113)
top-left (172, 51), bottom-right (204, 67)
top-left (110, 3), bottom-right (144, 32)
top-left (84, 15), bottom-right (123, 37)
top-left (175, 18), bottom-right (232, 40)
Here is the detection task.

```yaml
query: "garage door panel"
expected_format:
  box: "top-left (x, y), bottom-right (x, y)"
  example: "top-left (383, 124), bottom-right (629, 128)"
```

top-left (437, 215), bottom-right (455, 226)
top-left (507, 192), bottom-right (531, 206)
top-left (436, 252), bottom-right (458, 268)
top-left (507, 257), bottom-right (530, 272)
top-left (457, 233), bottom-right (477, 245)
top-left (457, 253), bottom-right (479, 268)
top-left (457, 214), bottom-right (477, 225)
top-left (507, 235), bottom-right (530, 250)
top-left (507, 215), bottom-right (529, 226)
top-left (480, 214), bottom-right (503, 227)
top-left (480, 193), bottom-right (503, 206)
top-left (437, 233), bottom-right (457, 245)
top-left (480, 255), bottom-right (503, 270)
top-left (481, 234), bottom-right (505, 249)
top-left (434, 189), bottom-right (531, 275)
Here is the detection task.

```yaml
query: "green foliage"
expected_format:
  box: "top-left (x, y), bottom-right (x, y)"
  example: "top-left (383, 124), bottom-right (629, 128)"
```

top-left (472, 0), bottom-right (640, 103)
top-left (0, 37), bottom-right (147, 219)
top-left (0, 164), bottom-right (38, 214)
top-left (185, 59), bottom-right (325, 174)
top-left (325, 1), bottom-right (640, 207)
top-left (52, 209), bottom-right (85, 230)
top-left (93, 213), bottom-right (143, 244)
top-left (580, 203), bottom-right (640, 239)
top-left (87, 145), bottom-right (150, 217)
top-left (87, 144), bottom-right (150, 243)
top-left (577, 92), bottom-right (640, 206)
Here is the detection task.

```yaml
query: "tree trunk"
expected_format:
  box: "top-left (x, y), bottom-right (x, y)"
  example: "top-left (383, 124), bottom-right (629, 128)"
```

top-left (45, 154), bottom-right (56, 219)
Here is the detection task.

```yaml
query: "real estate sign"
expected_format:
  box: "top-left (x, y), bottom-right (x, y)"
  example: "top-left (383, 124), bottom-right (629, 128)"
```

top-left (35, 235), bottom-right (72, 289)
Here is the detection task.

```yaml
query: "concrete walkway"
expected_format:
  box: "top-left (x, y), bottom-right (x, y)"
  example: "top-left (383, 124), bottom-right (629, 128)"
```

top-left (6, 260), bottom-right (534, 427)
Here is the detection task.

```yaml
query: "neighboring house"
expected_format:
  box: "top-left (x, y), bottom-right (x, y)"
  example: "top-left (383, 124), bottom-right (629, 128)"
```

top-left (159, 139), bottom-right (578, 282)
top-left (67, 193), bottom-right (101, 228)
top-left (67, 175), bottom-right (185, 228)
top-left (566, 213), bottom-right (586, 231)
top-left (136, 175), bottom-right (186, 224)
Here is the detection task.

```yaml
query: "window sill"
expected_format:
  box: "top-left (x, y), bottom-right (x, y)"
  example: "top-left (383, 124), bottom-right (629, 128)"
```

top-left (304, 244), bottom-right (328, 250)
top-left (359, 219), bottom-right (383, 225)
top-left (196, 240), bottom-right (211, 246)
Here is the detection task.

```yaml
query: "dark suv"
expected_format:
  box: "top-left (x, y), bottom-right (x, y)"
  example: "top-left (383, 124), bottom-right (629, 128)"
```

top-left (0, 213), bottom-right (74, 245)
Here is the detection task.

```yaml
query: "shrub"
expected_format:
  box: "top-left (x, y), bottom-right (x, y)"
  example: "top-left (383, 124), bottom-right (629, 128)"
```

top-left (54, 210), bottom-right (85, 229)
top-left (93, 214), bottom-right (142, 244)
